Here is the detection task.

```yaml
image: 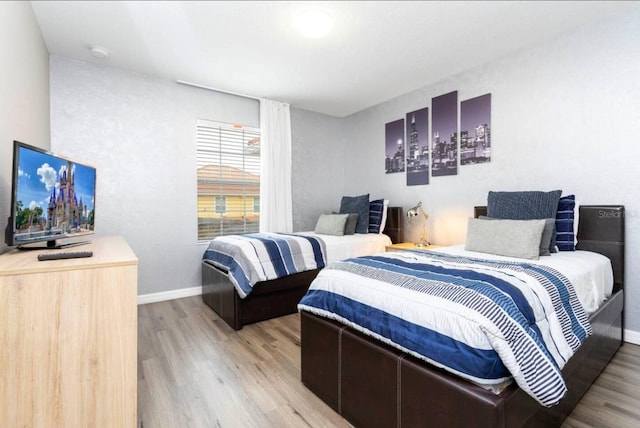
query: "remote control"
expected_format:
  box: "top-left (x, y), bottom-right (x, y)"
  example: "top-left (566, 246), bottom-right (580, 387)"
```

top-left (37, 251), bottom-right (94, 261)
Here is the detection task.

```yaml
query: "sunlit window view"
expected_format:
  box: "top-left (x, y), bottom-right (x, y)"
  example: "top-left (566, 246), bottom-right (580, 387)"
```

top-left (196, 120), bottom-right (260, 241)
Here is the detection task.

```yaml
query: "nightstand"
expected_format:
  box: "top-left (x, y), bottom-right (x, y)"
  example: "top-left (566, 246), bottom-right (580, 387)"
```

top-left (385, 242), bottom-right (442, 252)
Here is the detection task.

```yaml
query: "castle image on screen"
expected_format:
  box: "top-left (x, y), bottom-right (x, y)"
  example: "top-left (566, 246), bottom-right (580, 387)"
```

top-left (12, 144), bottom-right (95, 246)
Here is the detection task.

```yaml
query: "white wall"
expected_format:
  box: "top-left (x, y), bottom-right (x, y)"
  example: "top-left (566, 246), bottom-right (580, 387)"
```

top-left (0, 2), bottom-right (50, 254)
top-left (49, 56), bottom-right (347, 298)
top-left (50, 56), bottom-right (259, 296)
top-left (291, 107), bottom-right (345, 232)
top-left (342, 8), bottom-right (640, 334)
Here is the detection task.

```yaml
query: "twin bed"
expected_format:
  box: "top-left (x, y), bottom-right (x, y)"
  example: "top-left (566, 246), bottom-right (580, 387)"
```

top-left (201, 207), bottom-right (401, 330)
top-left (298, 204), bottom-right (625, 427)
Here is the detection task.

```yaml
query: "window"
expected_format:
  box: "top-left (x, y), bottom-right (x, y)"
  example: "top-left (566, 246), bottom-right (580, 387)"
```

top-left (214, 196), bottom-right (226, 214)
top-left (197, 119), bottom-right (260, 241)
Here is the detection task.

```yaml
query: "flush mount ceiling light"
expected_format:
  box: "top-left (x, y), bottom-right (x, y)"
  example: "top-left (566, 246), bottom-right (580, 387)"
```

top-left (294, 9), bottom-right (333, 38)
top-left (89, 46), bottom-right (110, 59)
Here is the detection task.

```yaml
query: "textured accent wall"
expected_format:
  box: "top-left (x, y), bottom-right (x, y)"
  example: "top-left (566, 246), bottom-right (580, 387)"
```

top-left (341, 8), bottom-right (640, 334)
top-left (0, 2), bottom-right (50, 254)
top-left (291, 107), bottom-right (345, 232)
top-left (50, 56), bottom-right (258, 295)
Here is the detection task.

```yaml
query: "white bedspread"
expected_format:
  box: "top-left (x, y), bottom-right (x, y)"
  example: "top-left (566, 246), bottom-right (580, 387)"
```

top-left (299, 232), bottom-right (392, 263)
top-left (432, 245), bottom-right (613, 314)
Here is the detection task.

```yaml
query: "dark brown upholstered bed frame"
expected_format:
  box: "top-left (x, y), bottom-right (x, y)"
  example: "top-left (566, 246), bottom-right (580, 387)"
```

top-left (202, 207), bottom-right (404, 330)
top-left (202, 265), bottom-right (320, 330)
top-left (301, 205), bottom-right (625, 427)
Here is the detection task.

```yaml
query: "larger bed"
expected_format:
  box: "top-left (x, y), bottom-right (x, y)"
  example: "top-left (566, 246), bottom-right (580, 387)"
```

top-left (299, 205), bottom-right (625, 427)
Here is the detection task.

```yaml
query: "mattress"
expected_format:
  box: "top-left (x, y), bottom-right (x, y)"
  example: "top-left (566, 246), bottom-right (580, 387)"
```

top-left (432, 245), bottom-right (614, 314)
top-left (299, 232), bottom-right (392, 263)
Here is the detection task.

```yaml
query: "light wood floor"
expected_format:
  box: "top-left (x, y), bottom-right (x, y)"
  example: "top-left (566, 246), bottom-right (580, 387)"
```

top-left (138, 296), bottom-right (640, 428)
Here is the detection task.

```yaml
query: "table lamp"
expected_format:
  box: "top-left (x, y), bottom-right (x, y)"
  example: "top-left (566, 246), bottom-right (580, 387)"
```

top-left (407, 201), bottom-right (430, 247)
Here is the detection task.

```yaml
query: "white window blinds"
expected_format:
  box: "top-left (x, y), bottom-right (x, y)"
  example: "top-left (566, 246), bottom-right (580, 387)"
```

top-left (196, 119), bottom-right (261, 241)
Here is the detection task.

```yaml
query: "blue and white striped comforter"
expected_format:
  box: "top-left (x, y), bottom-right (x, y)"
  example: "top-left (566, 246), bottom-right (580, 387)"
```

top-left (203, 233), bottom-right (326, 298)
top-left (298, 250), bottom-right (592, 407)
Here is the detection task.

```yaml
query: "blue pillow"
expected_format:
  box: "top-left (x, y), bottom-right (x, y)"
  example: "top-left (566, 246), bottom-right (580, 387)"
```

top-left (487, 190), bottom-right (562, 252)
top-left (556, 195), bottom-right (575, 251)
top-left (339, 194), bottom-right (370, 234)
top-left (368, 199), bottom-right (385, 233)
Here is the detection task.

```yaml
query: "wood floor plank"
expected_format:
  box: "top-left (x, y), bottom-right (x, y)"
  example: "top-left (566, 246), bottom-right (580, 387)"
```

top-left (138, 296), bottom-right (639, 428)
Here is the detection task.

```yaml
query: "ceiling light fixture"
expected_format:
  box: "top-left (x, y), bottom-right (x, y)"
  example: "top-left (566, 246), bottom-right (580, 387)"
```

top-left (294, 9), bottom-right (333, 39)
top-left (90, 46), bottom-right (110, 59)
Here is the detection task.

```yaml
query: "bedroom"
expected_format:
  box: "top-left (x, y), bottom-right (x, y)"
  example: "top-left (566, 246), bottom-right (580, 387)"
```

top-left (1, 1), bottom-right (639, 427)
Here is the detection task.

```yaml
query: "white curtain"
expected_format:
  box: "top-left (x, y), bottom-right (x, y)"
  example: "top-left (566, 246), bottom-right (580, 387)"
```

top-left (259, 98), bottom-right (293, 233)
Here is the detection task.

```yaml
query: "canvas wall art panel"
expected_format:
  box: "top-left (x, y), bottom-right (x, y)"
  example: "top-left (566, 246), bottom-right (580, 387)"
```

top-left (461, 93), bottom-right (492, 165)
top-left (385, 118), bottom-right (405, 174)
top-left (406, 107), bottom-right (429, 186)
top-left (431, 91), bottom-right (458, 177)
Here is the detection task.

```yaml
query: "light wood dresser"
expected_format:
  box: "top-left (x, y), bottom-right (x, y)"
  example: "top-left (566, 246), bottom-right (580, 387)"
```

top-left (0, 235), bottom-right (138, 427)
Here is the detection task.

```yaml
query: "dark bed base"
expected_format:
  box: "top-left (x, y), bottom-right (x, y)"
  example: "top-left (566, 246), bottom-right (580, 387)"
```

top-left (202, 262), bottom-right (320, 330)
top-left (300, 205), bottom-right (625, 427)
top-left (301, 291), bottom-right (622, 428)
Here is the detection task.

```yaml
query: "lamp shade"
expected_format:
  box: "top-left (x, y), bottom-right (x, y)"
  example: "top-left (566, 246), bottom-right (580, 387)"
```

top-left (407, 202), bottom-right (428, 220)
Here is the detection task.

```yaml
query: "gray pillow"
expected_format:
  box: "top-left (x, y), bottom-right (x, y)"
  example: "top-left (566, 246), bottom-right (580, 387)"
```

top-left (480, 216), bottom-right (554, 256)
top-left (339, 194), bottom-right (369, 234)
top-left (344, 213), bottom-right (359, 235)
top-left (314, 214), bottom-right (349, 235)
top-left (333, 211), bottom-right (359, 235)
top-left (486, 190), bottom-right (562, 252)
top-left (465, 218), bottom-right (546, 260)
top-left (538, 218), bottom-right (555, 256)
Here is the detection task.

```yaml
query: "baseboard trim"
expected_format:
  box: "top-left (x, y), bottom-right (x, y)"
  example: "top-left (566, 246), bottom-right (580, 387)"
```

top-left (624, 328), bottom-right (640, 345)
top-left (137, 286), bottom-right (202, 305)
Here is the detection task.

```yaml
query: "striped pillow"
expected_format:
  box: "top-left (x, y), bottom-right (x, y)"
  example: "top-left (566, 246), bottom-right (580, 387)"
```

top-left (556, 195), bottom-right (575, 251)
top-left (368, 199), bottom-right (385, 233)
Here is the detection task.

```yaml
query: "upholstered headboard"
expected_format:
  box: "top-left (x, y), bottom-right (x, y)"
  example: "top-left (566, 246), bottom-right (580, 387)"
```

top-left (473, 205), bottom-right (625, 291)
top-left (384, 206), bottom-right (404, 244)
top-left (474, 206), bottom-right (488, 218)
top-left (576, 206), bottom-right (625, 291)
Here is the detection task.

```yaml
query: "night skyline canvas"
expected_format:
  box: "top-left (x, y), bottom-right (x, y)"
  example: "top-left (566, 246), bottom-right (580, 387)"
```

top-left (385, 118), bottom-right (405, 174)
top-left (431, 91), bottom-right (458, 177)
top-left (461, 93), bottom-right (492, 165)
top-left (406, 107), bottom-right (429, 185)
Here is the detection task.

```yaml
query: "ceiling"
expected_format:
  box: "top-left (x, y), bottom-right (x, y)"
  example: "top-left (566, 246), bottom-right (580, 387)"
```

top-left (31, 1), bottom-right (635, 117)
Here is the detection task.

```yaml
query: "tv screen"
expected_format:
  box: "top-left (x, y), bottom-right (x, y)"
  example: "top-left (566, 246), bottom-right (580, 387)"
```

top-left (6, 141), bottom-right (96, 249)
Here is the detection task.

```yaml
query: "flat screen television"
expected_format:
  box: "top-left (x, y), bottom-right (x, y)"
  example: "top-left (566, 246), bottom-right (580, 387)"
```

top-left (5, 141), bottom-right (96, 250)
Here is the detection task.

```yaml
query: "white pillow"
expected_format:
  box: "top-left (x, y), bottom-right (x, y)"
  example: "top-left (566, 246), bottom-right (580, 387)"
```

top-left (465, 218), bottom-right (545, 260)
top-left (379, 199), bottom-right (390, 233)
top-left (574, 199), bottom-right (579, 245)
